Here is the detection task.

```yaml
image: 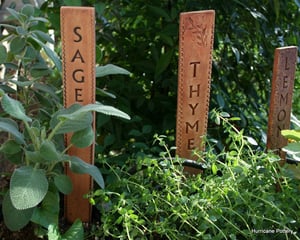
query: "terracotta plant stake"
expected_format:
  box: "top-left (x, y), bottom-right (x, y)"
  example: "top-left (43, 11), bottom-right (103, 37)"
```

top-left (267, 46), bottom-right (298, 164)
top-left (176, 10), bottom-right (215, 174)
top-left (60, 6), bottom-right (96, 222)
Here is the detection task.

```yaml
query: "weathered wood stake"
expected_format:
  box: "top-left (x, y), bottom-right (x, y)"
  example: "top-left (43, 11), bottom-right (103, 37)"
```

top-left (267, 46), bottom-right (297, 163)
top-left (60, 6), bottom-right (96, 222)
top-left (176, 10), bottom-right (215, 174)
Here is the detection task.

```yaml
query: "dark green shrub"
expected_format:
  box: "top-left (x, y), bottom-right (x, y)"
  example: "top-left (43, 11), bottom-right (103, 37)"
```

top-left (95, 0), bottom-right (300, 155)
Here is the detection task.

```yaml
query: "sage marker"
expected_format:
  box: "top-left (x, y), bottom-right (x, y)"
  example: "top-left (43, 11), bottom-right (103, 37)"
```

top-left (267, 46), bottom-right (297, 162)
top-left (176, 10), bottom-right (215, 174)
top-left (60, 6), bottom-right (96, 222)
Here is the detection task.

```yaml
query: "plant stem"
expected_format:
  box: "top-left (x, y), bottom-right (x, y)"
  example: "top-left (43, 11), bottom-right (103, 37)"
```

top-left (23, 120), bottom-right (39, 151)
top-left (47, 120), bottom-right (65, 141)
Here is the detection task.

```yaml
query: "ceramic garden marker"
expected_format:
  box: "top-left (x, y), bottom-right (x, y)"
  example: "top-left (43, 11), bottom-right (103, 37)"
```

top-left (176, 10), bottom-right (215, 174)
top-left (267, 46), bottom-right (297, 164)
top-left (60, 6), bottom-right (96, 222)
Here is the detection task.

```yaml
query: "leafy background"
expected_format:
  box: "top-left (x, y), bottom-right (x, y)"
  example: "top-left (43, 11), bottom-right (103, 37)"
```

top-left (48, 0), bottom-right (300, 158)
top-left (1, 0), bottom-right (300, 239)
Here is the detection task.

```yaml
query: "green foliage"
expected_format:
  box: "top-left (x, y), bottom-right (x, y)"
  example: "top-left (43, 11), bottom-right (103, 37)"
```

top-left (0, 90), bottom-right (130, 232)
top-left (0, 3), bottom-right (61, 121)
top-left (89, 118), bottom-right (300, 240)
top-left (0, 4), bottom-right (131, 237)
top-left (40, 0), bottom-right (300, 159)
top-left (47, 219), bottom-right (84, 240)
top-left (0, 93), bottom-right (109, 231)
top-left (282, 116), bottom-right (300, 161)
top-left (1, 1), bottom-right (300, 238)
top-left (80, 0), bottom-right (299, 156)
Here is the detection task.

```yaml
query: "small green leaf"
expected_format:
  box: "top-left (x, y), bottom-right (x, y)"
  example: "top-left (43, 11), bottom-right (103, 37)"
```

top-left (32, 30), bottom-right (55, 44)
top-left (59, 103), bottom-right (130, 121)
top-left (50, 104), bottom-right (93, 134)
top-left (71, 125), bottom-right (94, 148)
top-left (59, 112), bottom-right (94, 135)
top-left (33, 83), bottom-right (60, 102)
top-left (10, 166), bottom-right (48, 210)
top-left (0, 44), bottom-right (7, 64)
top-left (10, 36), bottom-right (26, 54)
top-left (6, 8), bottom-right (23, 22)
top-left (216, 94), bottom-right (225, 108)
top-left (54, 175), bottom-right (73, 194)
top-left (40, 41), bottom-right (62, 72)
top-left (212, 163), bottom-right (218, 175)
top-left (282, 142), bottom-right (300, 154)
top-left (96, 64), bottom-right (131, 78)
top-left (0, 118), bottom-right (25, 144)
top-left (33, 37), bottom-right (62, 72)
top-left (16, 26), bottom-right (27, 35)
top-left (2, 192), bottom-right (34, 231)
top-left (155, 50), bottom-right (173, 78)
top-left (21, 4), bottom-right (35, 17)
top-left (31, 187), bottom-right (60, 228)
top-left (245, 136), bottom-right (258, 146)
top-left (220, 112), bottom-right (230, 118)
top-left (25, 150), bottom-right (43, 163)
top-left (69, 156), bottom-right (105, 189)
top-left (40, 140), bottom-right (60, 162)
top-left (1, 94), bottom-right (32, 122)
top-left (96, 88), bottom-right (116, 99)
top-left (282, 129), bottom-right (300, 141)
top-left (214, 115), bottom-right (221, 125)
top-left (47, 224), bottom-right (62, 240)
top-left (0, 139), bottom-right (21, 155)
top-left (229, 117), bottom-right (241, 121)
top-left (62, 219), bottom-right (84, 240)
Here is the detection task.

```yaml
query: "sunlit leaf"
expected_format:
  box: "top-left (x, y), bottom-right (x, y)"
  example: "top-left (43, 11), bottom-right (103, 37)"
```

top-left (69, 156), bottom-right (105, 189)
top-left (0, 118), bottom-right (25, 144)
top-left (71, 125), bottom-right (94, 148)
top-left (281, 129), bottom-right (300, 141)
top-left (0, 44), bottom-right (7, 64)
top-left (1, 94), bottom-right (32, 122)
top-left (58, 103), bottom-right (130, 121)
top-left (96, 64), bottom-right (131, 78)
top-left (54, 175), bottom-right (73, 194)
top-left (10, 166), bottom-right (48, 210)
top-left (62, 219), bottom-right (84, 240)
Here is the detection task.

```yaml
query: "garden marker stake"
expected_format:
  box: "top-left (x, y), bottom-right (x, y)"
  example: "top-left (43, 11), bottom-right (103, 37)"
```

top-left (176, 10), bottom-right (215, 174)
top-left (267, 46), bottom-right (297, 164)
top-left (60, 6), bottom-right (96, 222)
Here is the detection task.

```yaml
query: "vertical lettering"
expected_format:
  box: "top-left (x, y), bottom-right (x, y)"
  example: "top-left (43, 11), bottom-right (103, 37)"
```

top-left (185, 120), bottom-right (199, 134)
top-left (75, 88), bottom-right (83, 102)
top-left (187, 138), bottom-right (195, 150)
top-left (73, 26), bottom-right (82, 42)
top-left (72, 69), bottom-right (85, 83)
top-left (284, 57), bottom-right (289, 70)
top-left (189, 84), bottom-right (201, 98)
top-left (188, 103), bottom-right (199, 115)
top-left (190, 61), bottom-right (201, 77)
top-left (283, 76), bottom-right (288, 88)
top-left (277, 109), bottom-right (286, 121)
top-left (71, 49), bottom-right (85, 63)
top-left (279, 93), bottom-right (288, 106)
top-left (266, 47), bottom-right (297, 163)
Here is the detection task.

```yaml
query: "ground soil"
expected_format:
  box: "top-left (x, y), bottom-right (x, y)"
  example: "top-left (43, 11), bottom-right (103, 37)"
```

top-left (0, 222), bottom-right (44, 240)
